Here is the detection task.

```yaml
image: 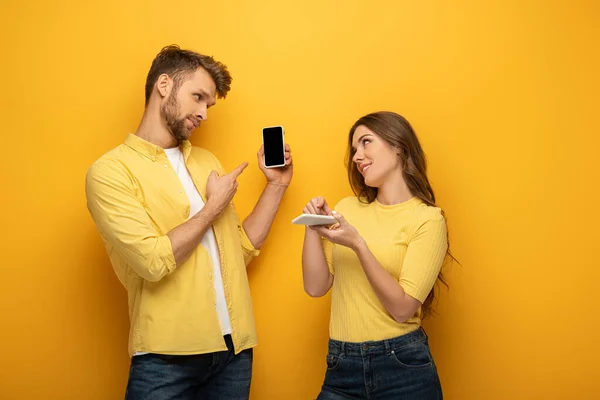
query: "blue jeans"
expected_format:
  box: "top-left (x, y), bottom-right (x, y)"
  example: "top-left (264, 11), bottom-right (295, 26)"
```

top-left (125, 335), bottom-right (252, 400)
top-left (317, 328), bottom-right (442, 399)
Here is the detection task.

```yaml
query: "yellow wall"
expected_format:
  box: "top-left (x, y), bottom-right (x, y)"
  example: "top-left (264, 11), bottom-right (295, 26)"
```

top-left (1, 0), bottom-right (599, 398)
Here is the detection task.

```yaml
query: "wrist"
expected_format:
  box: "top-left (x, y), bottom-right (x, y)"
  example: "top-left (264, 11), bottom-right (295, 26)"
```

top-left (351, 236), bottom-right (366, 252)
top-left (267, 180), bottom-right (289, 188)
top-left (201, 200), bottom-right (222, 220)
top-left (305, 226), bottom-right (321, 235)
top-left (265, 181), bottom-right (288, 197)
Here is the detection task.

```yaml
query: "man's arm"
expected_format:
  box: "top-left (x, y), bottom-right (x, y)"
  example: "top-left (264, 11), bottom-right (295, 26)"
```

top-left (241, 144), bottom-right (293, 249)
top-left (242, 182), bottom-right (288, 249)
top-left (169, 164), bottom-right (248, 264)
top-left (85, 161), bottom-right (246, 281)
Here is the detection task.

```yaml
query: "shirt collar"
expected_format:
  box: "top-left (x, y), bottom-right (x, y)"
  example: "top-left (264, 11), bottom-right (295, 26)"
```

top-left (124, 134), bottom-right (192, 161)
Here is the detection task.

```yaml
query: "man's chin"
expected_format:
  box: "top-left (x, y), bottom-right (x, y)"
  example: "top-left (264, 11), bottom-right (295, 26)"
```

top-left (172, 130), bottom-right (191, 143)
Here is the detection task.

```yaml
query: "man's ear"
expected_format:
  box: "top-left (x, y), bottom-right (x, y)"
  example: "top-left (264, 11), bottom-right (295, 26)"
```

top-left (156, 74), bottom-right (172, 98)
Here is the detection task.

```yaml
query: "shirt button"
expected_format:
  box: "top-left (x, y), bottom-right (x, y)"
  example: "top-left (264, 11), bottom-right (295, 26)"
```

top-left (164, 164), bottom-right (168, 168)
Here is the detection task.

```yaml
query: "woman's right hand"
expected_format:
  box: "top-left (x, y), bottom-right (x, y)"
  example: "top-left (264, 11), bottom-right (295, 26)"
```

top-left (303, 197), bottom-right (335, 232)
top-left (303, 196), bottom-right (332, 216)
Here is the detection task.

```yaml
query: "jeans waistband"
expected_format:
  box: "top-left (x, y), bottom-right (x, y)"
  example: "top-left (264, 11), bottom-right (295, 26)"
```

top-left (328, 328), bottom-right (428, 356)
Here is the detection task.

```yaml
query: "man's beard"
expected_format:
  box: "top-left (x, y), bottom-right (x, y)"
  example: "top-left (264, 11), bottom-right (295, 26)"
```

top-left (161, 91), bottom-right (189, 144)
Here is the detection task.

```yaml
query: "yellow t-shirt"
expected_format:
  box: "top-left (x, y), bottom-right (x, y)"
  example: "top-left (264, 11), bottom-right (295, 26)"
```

top-left (324, 196), bottom-right (448, 342)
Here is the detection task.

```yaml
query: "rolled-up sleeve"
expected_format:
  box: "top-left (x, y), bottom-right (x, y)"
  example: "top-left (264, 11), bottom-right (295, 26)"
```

top-left (85, 161), bottom-right (177, 282)
top-left (237, 221), bottom-right (260, 266)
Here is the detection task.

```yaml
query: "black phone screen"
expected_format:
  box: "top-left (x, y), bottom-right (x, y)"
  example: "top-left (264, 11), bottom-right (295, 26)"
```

top-left (263, 126), bottom-right (285, 167)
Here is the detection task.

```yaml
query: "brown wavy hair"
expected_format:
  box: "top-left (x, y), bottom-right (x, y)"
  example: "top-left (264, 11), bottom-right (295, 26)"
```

top-left (144, 45), bottom-right (232, 106)
top-left (346, 111), bottom-right (454, 317)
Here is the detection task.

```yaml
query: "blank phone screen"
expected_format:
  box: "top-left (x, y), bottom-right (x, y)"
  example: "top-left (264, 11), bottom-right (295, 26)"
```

top-left (263, 126), bottom-right (285, 167)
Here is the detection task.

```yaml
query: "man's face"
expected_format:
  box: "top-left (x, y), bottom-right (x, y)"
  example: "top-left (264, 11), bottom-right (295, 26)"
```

top-left (160, 67), bottom-right (217, 144)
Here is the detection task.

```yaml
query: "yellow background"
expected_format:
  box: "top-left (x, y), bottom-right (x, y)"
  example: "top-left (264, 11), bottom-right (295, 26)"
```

top-left (1, 0), bottom-right (599, 399)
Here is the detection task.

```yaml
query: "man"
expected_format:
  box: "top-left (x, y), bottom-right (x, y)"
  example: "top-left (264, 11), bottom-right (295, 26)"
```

top-left (85, 45), bottom-right (293, 399)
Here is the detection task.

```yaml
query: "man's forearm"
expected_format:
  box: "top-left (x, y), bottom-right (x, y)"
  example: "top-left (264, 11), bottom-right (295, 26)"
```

top-left (167, 204), bottom-right (220, 266)
top-left (242, 183), bottom-right (288, 249)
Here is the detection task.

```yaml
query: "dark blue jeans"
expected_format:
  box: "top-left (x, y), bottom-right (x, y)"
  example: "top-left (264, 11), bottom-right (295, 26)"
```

top-left (317, 328), bottom-right (442, 399)
top-left (125, 335), bottom-right (252, 400)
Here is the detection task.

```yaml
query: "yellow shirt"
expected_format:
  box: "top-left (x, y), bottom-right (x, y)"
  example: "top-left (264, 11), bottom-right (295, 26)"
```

top-left (85, 134), bottom-right (259, 357)
top-left (324, 196), bottom-right (448, 343)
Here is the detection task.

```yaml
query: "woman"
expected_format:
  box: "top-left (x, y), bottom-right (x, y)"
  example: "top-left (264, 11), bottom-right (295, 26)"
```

top-left (302, 111), bottom-right (451, 399)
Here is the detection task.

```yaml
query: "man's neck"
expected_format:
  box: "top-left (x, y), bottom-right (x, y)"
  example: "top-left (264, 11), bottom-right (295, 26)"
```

top-left (135, 109), bottom-right (178, 149)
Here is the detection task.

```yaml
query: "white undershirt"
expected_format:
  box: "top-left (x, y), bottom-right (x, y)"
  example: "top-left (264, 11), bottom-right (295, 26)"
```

top-left (164, 147), bottom-right (232, 335)
top-left (133, 147), bottom-right (232, 356)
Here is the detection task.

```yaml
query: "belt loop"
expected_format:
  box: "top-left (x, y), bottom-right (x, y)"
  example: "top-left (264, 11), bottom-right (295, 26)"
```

top-left (384, 339), bottom-right (391, 354)
top-left (340, 341), bottom-right (346, 356)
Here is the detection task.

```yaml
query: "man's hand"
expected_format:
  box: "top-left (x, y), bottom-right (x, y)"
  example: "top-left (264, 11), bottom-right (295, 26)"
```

top-left (205, 162), bottom-right (248, 216)
top-left (258, 144), bottom-right (293, 186)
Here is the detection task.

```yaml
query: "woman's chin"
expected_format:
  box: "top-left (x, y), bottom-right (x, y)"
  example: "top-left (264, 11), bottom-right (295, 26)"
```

top-left (363, 176), bottom-right (379, 188)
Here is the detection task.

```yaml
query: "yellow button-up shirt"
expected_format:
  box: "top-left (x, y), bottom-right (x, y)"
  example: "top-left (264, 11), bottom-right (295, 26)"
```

top-left (85, 134), bottom-right (259, 357)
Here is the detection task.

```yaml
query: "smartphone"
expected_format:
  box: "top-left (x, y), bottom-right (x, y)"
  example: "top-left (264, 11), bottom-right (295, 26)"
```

top-left (262, 126), bottom-right (286, 168)
top-left (291, 214), bottom-right (337, 226)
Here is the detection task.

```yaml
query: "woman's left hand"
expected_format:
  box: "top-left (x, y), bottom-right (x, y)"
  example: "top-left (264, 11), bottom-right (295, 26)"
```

top-left (312, 212), bottom-right (364, 250)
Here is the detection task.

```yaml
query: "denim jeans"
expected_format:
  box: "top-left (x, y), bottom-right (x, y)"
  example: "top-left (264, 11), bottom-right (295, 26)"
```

top-left (317, 328), bottom-right (442, 399)
top-left (125, 335), bottom-right (252, 400)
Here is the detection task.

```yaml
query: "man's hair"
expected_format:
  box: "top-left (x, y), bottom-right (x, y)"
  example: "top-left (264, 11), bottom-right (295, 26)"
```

top-left (144, 45), bottom-right (232, 105)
